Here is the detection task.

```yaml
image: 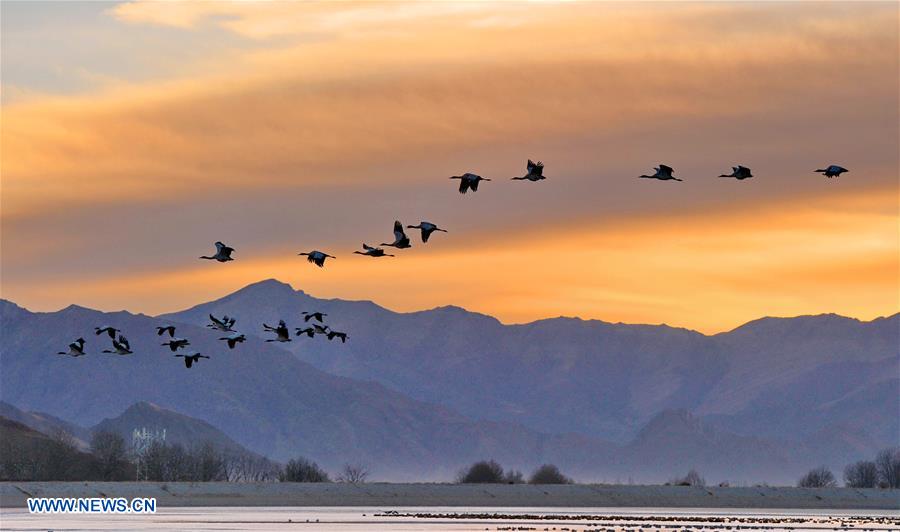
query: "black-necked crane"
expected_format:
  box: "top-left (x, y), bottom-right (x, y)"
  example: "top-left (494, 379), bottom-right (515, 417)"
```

top-left (512, 160), bottom-right (547, 182)
top-left (161, 338), bottom-right (190, 352)
top-left (94, 325), bottom-right (120, 339)
top-left (816, 165), bottom-right (848, 178)
top-left (207, 314), bottom-right (236, 332)
top-left (103, 334), bottom-right (133, 355)
top-left (719, 165), bottom-right (754, 180)
top-left (312, 324), bottom-right (330, 336)
top-left (326, 330), bottom-right (349, 343)
top-left (353, 243), bottom-right (394, 257)
top-left (302, 311), bottom-right (327, 323)
top-left (57, 338), bottom-right (86, 357)
top-left (200, 241), bottom-right (235, 262)
top-left (219, 333), bottom-right (246, 349)
top-left (381, 221), bottom-right (412, 249)
top-left (407, 221), bottom-right (447, 243)
top-left (639, 164), bottom-right (682, 181)
top-left (156, 325), bottom-right (176, 337)
top-left (295, 327), bottom-right (316, 338)
top-left (298, 250), bottom-right (335, 268)
top-left (263, 320), bottom-right (291, 342)
top-left (450, 172), bottom-right (490, 194)
top-left (175, 352), bottom-right (209, 368)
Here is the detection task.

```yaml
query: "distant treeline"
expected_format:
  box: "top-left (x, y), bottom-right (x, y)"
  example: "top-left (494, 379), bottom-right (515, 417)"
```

top-left (3, 417), bottom-right (899, 487)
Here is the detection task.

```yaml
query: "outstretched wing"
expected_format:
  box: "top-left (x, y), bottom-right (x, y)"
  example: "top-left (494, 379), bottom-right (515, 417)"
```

top-left (363, 243), bottom-right (375, 251)
top-left (659, 164), bottom-right (674, 175)
top-left (393, 221), bottom-right (406, 241)
top-left (470, 179), bottom-right (480, 192)
top-left (528, 159), bottom-right (544, 176)
top-left (458, 179), bottom-right (469, 194)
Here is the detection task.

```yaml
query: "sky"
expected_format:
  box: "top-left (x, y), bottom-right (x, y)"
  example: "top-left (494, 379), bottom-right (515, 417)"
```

top-left (1, 1), bottom-right (898, 333)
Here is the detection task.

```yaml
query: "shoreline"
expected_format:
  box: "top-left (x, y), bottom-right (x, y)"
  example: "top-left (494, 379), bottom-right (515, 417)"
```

top-left (1, 482), bottom-right (898, 510)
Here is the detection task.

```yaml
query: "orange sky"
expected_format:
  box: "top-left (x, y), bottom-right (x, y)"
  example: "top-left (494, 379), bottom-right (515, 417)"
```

top-left (1, 1), bottom-right (898, 333)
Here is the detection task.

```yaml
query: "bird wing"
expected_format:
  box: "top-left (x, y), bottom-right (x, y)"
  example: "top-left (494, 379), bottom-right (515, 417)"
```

top-left (528, 160), bottom-right (544, 176)
top-left (363, 243), bottom-right (375, 251)
top-left (119, 335), bottom-right (130, 350)
top-left (215, 242), bottom-right (226, 252)
top-left (659, 164), bottom-right (673, 174)
top-left (470, 179), bottom-right (480, 192)
top-left (393, 221), bottom-right (406, 241)
top-left (458, 179), bottom-right (469, 193)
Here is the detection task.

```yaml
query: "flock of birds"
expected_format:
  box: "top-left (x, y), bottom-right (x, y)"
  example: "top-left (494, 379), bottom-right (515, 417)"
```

top-left (56, 159), bottom-right (850, 368)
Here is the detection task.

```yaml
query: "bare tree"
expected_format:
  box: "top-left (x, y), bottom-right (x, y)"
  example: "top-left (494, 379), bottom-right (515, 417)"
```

top-left (279, 457), bottom-right (330, 482)
top-left (844, 460), bottom-right (878, 488)
top-left (797, 466), bottom-right (836, 488)
top-left (670, 469), bottom-right (706, 487)
top-left (875, 447), bottom-right (900, 488)
top-left (90, 431), bottom-right (129, 481)
top-left (336, 463), bottom-right (370, 484)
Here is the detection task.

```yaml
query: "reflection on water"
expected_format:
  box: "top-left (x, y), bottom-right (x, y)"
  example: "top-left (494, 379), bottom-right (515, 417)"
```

top-left (1, 506), bottom-right (898, 531)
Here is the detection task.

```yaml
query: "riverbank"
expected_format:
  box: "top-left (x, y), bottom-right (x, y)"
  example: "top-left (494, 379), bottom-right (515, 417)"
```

top-left (2, 482), bottom-right (898, 509)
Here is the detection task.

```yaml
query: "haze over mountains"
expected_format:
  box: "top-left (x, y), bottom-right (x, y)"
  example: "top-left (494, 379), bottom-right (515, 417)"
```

top-left (2, 279), bottom-right (897, 483)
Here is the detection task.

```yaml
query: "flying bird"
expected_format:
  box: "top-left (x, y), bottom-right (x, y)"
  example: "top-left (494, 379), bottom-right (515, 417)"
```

top-left (512, 160), bottom-right (547, 182)
top-left (207, 314), bottom-right (236, 332)
top-left (57, 338), bottom-right (86, 357)
top-left (406, 221), bottom-right (447, 243)
top-left (312, 324), bottom-right (330, 336)
top-left (353, 243), bottom-right (394, 257)
top-left (815, 165), bottom-right (848, 178)
top-left (175, 352), bottom-right (209, 369)
top-left (156, 325), bottom-right (177, 337)
top-left (719, 165), bottom-right (754, 180)
top-left (161, 338), bottom-right (190, 352)
top-left (302, 311), bottom-right (327, 323)
top-left (263, 320), bottom-right (292, 342)
top-left (218, 333), bottom-right (246, 349)
top-left (103, 335), bottom-right (133, 355)
top-left (450, 172), bottom-right (490, 194)
top-left (639, 164), bottom-right (682, 181)
top-left (381, 221), bottom-right (412, 249)
top-left (94, 326), bottom-right (120, 339)
top-left (326, 330), bottom-right (349, 343)
top-left (295, 327), bottom-right (316, 338)
top-left (298, 250), bottom-right (336, 268)
top-left (199, 241), bottom-right (235, 262)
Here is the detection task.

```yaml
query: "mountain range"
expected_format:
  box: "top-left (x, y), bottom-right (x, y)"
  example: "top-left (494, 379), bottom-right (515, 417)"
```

top-left (1, 279), bottom-right (897, 483)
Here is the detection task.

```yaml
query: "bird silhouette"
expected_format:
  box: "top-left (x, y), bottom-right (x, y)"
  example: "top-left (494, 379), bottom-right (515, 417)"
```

top-left (640, 164), bottom-right (682, 181)
top-left (155, 325), bottom-right (177, 337)
top-left (263, 320), bottom-right (292, 342)
top-left (381, 221), bottom-right (412, 249)
top-left (298, 250), bottom-right (335, 268)
top-left (94, 326), bottom-right (120, 339)
top-left (512, 160), bottom-right (546, 182)
top-left (326, 330), bottom-right (349, 343)
top-left (199, 241), bottom-right (235, 262)
top-left (207, 314), bottom-right (236, 332)
top-left (450, 172), bottom-right (490, 194)
top-left (815, 165), bottom-right (848, 178)
top-left (218, 333), bottom-right (246, 349)
top-left (406, 222), bottom-right (447, 243)
top-left (161, 338), bottom-right (190, 352)
top-left (57, 338), bottom-right (87, 357)
top-left (102, 334), bottom-right (133, 355)
top-left (175, 352), bottom-right (209, 368)
top-left (295, 327), bottom-right (316, 338)
top-left (353, 243), bottom-right (394, 257)
top-left (719, 165), bottom-right (754, 180)
top-left (302, 311), bottom-right (327, 323)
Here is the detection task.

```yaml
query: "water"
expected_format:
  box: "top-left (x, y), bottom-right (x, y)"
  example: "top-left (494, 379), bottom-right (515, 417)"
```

top-left (1, 506), bottom-right (898, 531)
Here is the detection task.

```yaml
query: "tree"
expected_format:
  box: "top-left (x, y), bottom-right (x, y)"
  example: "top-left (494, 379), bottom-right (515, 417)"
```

top-left (457, 460), bottom-right (505, 483)
top-left (844, 460), bottom-right (878, 488)
top-left (875, 447), bottom-right (900, 488)
top-left (528, 464), bottom-right (572, 484)
top-left (90, 431), bottom-right (129, 481)
top-left (336, 463), bottom-right (369, 484)
top-left (279, 457), bottom-right (330, 482)
top-left (797, 466), bottom-right (836, 488)
top-left (670, 469), bottom-right (705, 487)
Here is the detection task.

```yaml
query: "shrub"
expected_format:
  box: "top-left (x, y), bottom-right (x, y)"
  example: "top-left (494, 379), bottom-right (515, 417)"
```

top-left (336, 463), bottom-right (369, 484)
top-left (797, 466), bottom-right (836, 488)
top-left (279, 457), bottom-right (329, 482)
top-left (528, 464), bottom-right (572, 484)
top-left (844, 460), bottom-right (878, 488)
top-left (457, 460), bottom-right (506, 483)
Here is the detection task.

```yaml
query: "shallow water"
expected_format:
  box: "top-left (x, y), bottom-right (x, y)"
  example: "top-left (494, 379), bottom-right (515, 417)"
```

top-left (1, 506), bottom-right (898, 531)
